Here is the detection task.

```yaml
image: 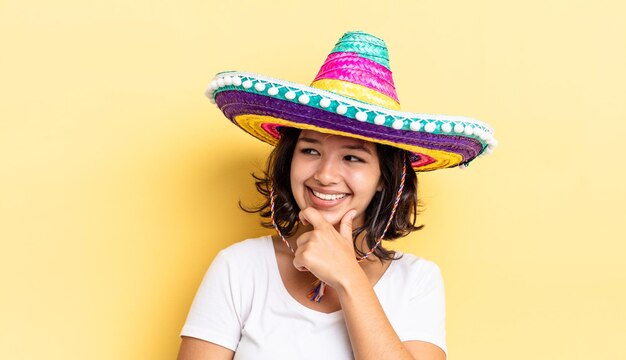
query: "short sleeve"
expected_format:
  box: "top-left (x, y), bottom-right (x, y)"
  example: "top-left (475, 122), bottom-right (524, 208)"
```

top-left (397, 262), bottom-right (447, 354)
top-left (180, 250), bottom-right (243, 351)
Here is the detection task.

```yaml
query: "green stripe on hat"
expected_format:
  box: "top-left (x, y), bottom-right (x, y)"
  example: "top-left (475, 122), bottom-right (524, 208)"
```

top-left (330, 31), bottom-right (390, 69)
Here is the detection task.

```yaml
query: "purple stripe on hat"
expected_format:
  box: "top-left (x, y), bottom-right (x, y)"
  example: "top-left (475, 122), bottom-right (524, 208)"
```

top-left (216, 91), bottom-right (483, 161)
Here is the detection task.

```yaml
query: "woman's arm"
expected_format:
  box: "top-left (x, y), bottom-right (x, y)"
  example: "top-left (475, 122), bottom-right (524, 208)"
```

top-left (177, 336), bottom-right (235, 360)
top-left (178, 247), bottom-right (245, 360)
top-left (335, 270), bottom-right (446, 360)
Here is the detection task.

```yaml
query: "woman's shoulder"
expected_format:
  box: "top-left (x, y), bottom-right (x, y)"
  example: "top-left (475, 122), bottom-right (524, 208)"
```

top-left (202, 236), bottom-right (274, 283)
top-left (392, 252), bottom-right (441, 273)
top-left (216, 235), bottom-right (273, 263)
top-left (387, 252), bottom-right (444, 290)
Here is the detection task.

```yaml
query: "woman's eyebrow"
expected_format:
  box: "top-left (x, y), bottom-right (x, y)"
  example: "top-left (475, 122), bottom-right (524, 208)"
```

top-left (298, 137), bottom-right (320, 144)
top-left (298, 136), bottom-right (373, 155)
top-left (342, 144), bottom-right (373, 155)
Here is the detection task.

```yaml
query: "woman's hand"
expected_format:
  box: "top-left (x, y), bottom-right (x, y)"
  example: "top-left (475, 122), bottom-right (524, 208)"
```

top-left (292, 207), bottom-right (361, 289)
top-left (293, 207), bottom-right (446, 360)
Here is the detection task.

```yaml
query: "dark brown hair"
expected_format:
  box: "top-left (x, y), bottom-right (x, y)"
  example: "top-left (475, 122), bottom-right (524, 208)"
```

top-left (240, 127), bottom-right (423, 261)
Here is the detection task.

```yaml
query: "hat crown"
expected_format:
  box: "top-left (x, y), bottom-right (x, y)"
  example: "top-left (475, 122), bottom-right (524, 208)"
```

top-left (310, 31), bottom-right (401, 110)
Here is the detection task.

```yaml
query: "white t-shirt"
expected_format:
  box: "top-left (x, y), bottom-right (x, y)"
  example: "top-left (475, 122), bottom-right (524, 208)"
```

top-left (181, 236), bottom-right (446, 359)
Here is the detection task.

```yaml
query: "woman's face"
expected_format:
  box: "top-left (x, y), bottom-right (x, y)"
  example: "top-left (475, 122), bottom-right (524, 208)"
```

top-left (290, 130), bottom-right (382, 228)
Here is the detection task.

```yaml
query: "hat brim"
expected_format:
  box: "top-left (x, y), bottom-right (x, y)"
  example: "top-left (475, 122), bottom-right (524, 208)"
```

top-left (208, 72), bottom-right (496, 171)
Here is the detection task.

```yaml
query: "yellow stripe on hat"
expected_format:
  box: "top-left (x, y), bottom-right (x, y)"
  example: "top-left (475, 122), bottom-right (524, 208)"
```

top-left (232, 114), bottom-right (463, 171)
top-left (310, 79), bottom-right (401, 110)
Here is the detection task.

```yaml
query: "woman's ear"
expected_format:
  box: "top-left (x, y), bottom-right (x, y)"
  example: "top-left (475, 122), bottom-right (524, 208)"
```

top-left (376, 181), bottom-right (383, 192)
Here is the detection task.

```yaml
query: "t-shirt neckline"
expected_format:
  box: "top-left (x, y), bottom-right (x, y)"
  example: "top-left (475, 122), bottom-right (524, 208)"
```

top-left (263, 235), bottom-right (398, 319)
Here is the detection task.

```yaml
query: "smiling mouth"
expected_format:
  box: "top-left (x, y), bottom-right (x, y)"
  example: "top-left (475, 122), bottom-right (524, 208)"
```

top-left (310, 188), bottom-right (348, 201)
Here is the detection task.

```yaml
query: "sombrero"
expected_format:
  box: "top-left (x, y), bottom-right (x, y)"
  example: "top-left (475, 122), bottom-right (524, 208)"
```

top-left (206, 31), bottom-right (497, 171)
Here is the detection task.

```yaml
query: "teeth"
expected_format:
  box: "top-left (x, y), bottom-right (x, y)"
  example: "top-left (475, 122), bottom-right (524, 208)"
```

top-left (312, 190), bottom-right (346, 201)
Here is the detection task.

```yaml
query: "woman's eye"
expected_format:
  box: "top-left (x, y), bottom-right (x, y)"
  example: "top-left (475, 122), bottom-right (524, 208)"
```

top-left (301, 148), bottom-right (319, 155)
top-left (344, 155), bottom-right (363, 162)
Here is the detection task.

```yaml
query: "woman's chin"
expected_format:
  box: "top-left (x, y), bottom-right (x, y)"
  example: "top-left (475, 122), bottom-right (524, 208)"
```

top-left (320, 211), bottom-right (363, 229)
top-left (317, 212), bottom-right (341, 226)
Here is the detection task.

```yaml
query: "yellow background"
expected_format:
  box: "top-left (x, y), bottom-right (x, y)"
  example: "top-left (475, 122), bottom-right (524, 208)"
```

top-left (1, 0), bottom-right (625, 358)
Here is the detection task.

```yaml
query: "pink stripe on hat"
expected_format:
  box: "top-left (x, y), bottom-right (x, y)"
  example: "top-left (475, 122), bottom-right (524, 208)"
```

top-left (313, 52), bottom-right (400, 103)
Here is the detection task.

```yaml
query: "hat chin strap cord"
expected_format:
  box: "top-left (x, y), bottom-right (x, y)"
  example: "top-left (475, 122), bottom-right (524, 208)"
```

top-left (269, 154), bottom-right (406, 303)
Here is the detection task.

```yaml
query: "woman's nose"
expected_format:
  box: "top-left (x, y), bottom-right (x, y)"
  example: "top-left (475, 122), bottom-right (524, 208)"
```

top-left (313, 157), bottom-right (340, 185)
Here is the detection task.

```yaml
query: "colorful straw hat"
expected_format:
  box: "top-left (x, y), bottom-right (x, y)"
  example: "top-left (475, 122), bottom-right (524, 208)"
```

top-left (206, 31), bottom-right (497, 171)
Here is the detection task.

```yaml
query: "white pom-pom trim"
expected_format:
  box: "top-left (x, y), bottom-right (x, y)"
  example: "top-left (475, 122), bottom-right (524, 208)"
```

top-left (285, 91), bottom-right (296, 100)
top-left (254, 82), bottom-right (266, 92)
top-left (355, 111), bottom-right (368, 122)
top-left (392, 119), bottom-right (404, 129)
top-left (319, 98), bottom-right (331, 108)
top-left (374, 115), bottom-right (386, 125)
top-left (336, 105), bottom-right (348, 115)
top-left (298, 94), bottom-right (310, 104)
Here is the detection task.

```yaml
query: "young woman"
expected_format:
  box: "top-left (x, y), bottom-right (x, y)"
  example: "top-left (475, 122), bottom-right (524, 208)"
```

top-left (178, 31), bottom-right (496, 360)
